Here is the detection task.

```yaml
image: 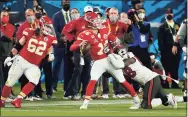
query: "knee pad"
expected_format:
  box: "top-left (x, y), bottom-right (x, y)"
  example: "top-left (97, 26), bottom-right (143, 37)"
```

top-left (5, 76), bottom-right (18, 87)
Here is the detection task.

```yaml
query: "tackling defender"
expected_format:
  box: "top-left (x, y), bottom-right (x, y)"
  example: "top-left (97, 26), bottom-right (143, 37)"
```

top-left (70, 12), bottom-right (140, 110)
top-left (107, 47), bottom-right (178, 109)
top-left (0, 16), bottom-right (57, 108)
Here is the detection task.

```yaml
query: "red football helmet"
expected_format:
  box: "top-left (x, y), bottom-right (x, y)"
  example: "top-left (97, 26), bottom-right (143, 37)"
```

top-left (84, 12), bottom-right (102, 29)
top-left (39, 16), bottom-right (55, 35)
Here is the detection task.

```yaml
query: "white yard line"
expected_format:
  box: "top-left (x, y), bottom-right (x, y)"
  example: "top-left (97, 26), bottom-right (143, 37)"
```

top-left (4, 100), bottom-right (134, 107)
top-left (1, 109), bottom-right (186, 115)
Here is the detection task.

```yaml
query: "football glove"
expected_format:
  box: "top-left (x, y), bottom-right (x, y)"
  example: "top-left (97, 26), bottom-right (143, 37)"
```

top-left (48, 53), bottom-right (55, 61)
top-left (4, 57), bottom-right (13, 67)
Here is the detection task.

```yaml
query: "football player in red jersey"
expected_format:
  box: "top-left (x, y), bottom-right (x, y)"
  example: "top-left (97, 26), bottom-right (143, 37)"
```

top-left (0, 16), bottom-right (57, 108)
top-left (70, 12), bottom-right (140, 110)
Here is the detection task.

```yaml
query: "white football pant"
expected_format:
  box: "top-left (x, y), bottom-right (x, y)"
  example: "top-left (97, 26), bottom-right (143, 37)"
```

top-left (6, 55), bottom-right (41, 87)
top-left (90, 57), bottom-right (125, 83)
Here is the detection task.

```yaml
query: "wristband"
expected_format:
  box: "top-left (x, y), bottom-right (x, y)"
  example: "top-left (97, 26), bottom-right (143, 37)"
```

top-left (173, 42), bottom-right (179, 46)
top-left (14, 42), bottom-right (23, 52)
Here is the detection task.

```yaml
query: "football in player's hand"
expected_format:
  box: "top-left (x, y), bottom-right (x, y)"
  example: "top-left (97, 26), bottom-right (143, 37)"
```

top-left (81, 42), bottom-right (91, 55)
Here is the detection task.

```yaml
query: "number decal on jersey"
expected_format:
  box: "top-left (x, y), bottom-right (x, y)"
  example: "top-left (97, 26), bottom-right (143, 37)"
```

top-left (97, 43), bottom-right (104, 55)
top-left (27, 38), bottom-right (47, 56)
top-left (123, 66), bottom-right (136, 78)
top-left (97, 40), bottom-right (109, 55)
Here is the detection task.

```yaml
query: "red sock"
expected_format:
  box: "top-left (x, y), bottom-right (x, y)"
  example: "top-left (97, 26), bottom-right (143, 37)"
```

top-left (121, 81), bottom-right (136, 97)
top-left (85, 80), bottom-right (97, 97)
top-left (20, 82), bottom-right (35, 97)
top-left (1, 85), bottom-right (12, 100)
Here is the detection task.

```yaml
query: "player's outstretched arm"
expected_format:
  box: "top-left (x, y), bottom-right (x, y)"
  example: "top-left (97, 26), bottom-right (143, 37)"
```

top-left (70, 40), bottom-right (88, 52)
top-left (4, 36), bottom-right (26, 67)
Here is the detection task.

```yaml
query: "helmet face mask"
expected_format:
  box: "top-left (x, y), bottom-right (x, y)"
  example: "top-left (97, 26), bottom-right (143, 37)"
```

top-left (39, 16), bottom-right (54, 36)
top-left (42, 24), bottom-right (53, 35)
top-left (93, 17), bottom-right (102, 29)
top-left (85, 12), bottom-right (102, 29)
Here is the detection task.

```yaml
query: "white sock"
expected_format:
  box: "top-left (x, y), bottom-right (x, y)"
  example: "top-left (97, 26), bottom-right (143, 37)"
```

top-left (175, 96), bottom-right (184, 103)
top-left (83, 99), bottom-right (90, 105)
top-left (151, 98), bottom-right (162, 107)
top-left (133, 95), bottom-right (140, 103)
top-left (17, 95), bottom-right (24, 99)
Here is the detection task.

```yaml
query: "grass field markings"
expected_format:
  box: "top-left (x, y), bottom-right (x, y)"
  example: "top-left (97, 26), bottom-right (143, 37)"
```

top-left (2, 109), bottom-right (186, 115)
top-left (2, 109), bottom-right (121, 113)
top-left (127, 111), bottom-right (186, 115)
top-left (4, 100), bottom-right (134, 107)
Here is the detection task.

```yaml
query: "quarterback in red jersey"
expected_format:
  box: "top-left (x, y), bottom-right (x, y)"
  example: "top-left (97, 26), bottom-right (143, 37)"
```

top-left (70, 12), bottom-right (140, 110)
top-left (0, 16), bottom-right (57, 108)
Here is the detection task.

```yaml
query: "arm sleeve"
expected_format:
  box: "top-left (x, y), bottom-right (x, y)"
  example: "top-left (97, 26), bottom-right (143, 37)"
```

top-left (69, 40), bottom-right (82, 51)
top-left (16, 24), bottom-right (24, 40)
top-left (9, 25), bottom-right (15, 39)
top-left (22, 28), bottom-right (33, 41)
top-left (62, 21), bottom-right (76, 42)
top-left (52, 14), bottom-right (61, 42)
top-left (108, 33), bottom-right (116, 42)
top-left (69, 32), bottom-right (89, 51)
top-left (123, 23), bottom-right (128, 33)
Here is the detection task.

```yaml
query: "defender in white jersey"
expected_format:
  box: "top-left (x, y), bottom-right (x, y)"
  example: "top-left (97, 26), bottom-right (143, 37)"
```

top-left (107, 49), bottom-right (177, 109)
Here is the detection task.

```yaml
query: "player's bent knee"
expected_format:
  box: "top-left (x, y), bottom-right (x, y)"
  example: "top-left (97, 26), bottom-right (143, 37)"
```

top-left (119, 79), bottom-right (126, 83)
top-left (27, 69), bottom-right (41, 85)
top-left (5, 77), bottom-right (17, 87)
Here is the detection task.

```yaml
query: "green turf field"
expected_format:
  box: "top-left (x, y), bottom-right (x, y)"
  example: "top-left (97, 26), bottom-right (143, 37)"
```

top-left (1, 83), bottom-right (187, 116)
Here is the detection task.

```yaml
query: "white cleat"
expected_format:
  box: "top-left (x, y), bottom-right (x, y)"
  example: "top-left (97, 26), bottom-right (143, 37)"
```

top-left (80, 104), bottom-right (88, 110)
top-left (130, 96), bottom-right (140, 109)
top-left (129, 102), bottom-right (140, 109)
top-left (168, 93), bottom-right (177, 109)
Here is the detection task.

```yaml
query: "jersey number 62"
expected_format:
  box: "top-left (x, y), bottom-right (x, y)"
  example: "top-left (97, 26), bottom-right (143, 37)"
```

top-left (27, 38), bottom-right (47, 56)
